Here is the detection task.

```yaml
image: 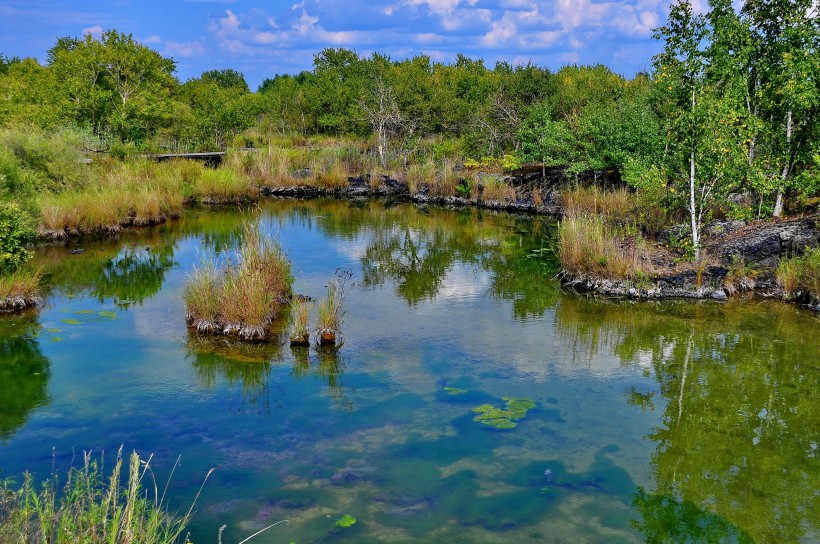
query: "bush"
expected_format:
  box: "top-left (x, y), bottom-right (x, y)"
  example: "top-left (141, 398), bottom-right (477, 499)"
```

top-left (0, 201), bottom-right (34, 273)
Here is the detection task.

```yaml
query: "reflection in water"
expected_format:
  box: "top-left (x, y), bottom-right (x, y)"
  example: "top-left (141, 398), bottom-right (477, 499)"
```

top-left (186, 334), bottom-right (281, 412)
top-left (291, 346), bottom-right (349, 407)
top-left (0, 316), bottom-right (50, 441)
top-left (555, 297), bottom-right (820, 542)
top-left (35, 235), bottom-right (177, 306)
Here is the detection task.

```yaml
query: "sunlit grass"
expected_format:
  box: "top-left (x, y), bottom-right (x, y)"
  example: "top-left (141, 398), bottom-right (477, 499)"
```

top-left (0, 448), bottom-right (209, 544)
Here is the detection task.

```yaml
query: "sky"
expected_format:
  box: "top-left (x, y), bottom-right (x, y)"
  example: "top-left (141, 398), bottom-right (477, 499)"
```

top-left (0, 0), bottom-right (673, 90)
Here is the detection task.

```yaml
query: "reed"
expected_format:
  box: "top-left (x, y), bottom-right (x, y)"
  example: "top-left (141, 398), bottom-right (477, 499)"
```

top-left (561, 185), bottom-right (634, 221)
top-left (0, 268), bottom-right (41, 312)
top-left (289, 301), bottom-right (312, 345)
top-left (777, 247), bottom-right (820, 301)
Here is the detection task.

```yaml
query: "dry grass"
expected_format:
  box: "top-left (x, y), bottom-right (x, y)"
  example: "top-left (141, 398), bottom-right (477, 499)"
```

top-left (561, 185), bottom-right (634, 221)
top-left (723, 255), bottom-right (756, 296)
top-left (0, 268), bottom-right (41, 312)
top-left (477, 176), bottom-right (517, 204)
top-left (183, 220), bottom-right (293, 340)
top-left (558, 214), bottom-right (650, 280)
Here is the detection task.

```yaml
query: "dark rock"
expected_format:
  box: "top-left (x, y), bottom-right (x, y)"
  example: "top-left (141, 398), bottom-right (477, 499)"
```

top-left (68, 248), bottom-right (85, 255)
top-left (703, 219), bottom-right (746, 238)
top-left (713, 216), bottom-right (819, 268)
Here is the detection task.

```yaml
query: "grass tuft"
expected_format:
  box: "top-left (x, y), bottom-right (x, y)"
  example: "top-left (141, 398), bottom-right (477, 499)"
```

top-left (0, 448), bottom-right (207, 544)
top-left (183, 220), bottom-right (293, 340)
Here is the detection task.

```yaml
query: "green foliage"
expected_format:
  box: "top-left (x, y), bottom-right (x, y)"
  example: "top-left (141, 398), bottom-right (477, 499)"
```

top-left (0, 201), bottom-right (34, 273)
top-left (777, 247), bottom-right (820, 302)
top-left (471, 397), bottom-right (536, 429)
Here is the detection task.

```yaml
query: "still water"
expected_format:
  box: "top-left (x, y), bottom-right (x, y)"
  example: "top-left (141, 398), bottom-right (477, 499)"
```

top-left (1, 199), bottom-right (818, 543)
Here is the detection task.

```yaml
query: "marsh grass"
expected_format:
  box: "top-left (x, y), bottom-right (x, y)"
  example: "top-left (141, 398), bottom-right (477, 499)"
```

top-left (777, 247), bottom-right (820, 301)
top-left (183, 221), bottom-right (293, 340)
top-left (723, 255), bottom-right (757, 296)
top-left (289, 301), bottom-right (311, 345)
top-left (558, 214), bottom-right (650, 280)
top-left (0, 448), bottom-right (209, 544)
top-left (476, 176), bottom-right (516, 204)
top-left (0, 268), bottom-right (42, 312)
top-left (561, 185), bottom-right (634, 221)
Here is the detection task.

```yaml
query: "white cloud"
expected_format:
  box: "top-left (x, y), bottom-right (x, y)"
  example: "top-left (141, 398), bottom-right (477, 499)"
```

top-left (164, 40), bottom-right (205, 58)
top-left (143, 35), bottom-right (162, 44)
top-left (481, 17), bottom-right (517, 47)
top-left (82, 25), bottom-right (103, 38)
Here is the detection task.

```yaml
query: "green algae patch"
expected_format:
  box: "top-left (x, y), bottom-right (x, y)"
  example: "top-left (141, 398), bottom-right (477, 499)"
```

top-left (75, 310), bottom-right (96, 314)
top-left (62, 319), bottom-right (82, 325)
top-left (445, 387), bottom-right (468, 396)
top-left (98, 311), bottom-right (117, 319)
top-left (335, 514), bottom-right (356, 528)
top-left (472, 397), bottom-right (536, 429)
top-left (46, 327), bottom-right (61, 333)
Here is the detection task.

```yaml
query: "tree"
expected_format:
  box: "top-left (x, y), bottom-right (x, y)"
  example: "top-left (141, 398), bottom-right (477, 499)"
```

top-left (360, 79), bottom-right (404, 166)
top-left (48, 30), bottom-right (177, 143)
top-left (654, 0), bottom-right (746, 260)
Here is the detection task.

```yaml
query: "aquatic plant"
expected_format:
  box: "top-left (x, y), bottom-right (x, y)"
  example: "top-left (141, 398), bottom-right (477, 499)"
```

top-left (444, 387), bottom-right (468, 396)
top-left (183, 220), bottom-right (293, 340)
top-left (0, 448), bottom-right (211, 544)
top-left (335, 514), bottom-right (357, 528)
top-left (315, 270), bottom-right (353, 346)
top-left (472, 397), bottom-right (536, 429)
top-left (289, 301), bottom-right (311, 346)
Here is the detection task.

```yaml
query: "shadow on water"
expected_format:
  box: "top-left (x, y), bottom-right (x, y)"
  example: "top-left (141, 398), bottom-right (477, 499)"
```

top-left (555, 296), bottom-right (820, 542)
top-left (0, 315), bottom-right (50, 442)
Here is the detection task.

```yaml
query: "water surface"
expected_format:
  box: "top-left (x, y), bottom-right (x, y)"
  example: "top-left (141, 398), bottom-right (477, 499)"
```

top-left (1, 199), bottom-right (818, 543)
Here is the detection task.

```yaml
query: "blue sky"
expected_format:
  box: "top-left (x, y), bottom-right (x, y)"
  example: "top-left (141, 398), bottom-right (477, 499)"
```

top-left (1, 0), bottom-right (672, 89)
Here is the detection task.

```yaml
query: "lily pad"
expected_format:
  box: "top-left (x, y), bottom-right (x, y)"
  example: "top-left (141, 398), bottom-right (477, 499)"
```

top-left (98, 311), bottom-right (117, 319)
top-left (335, 514), bottom-right (357, 528)
top-left (472, 397), bottom-right (536, 429)
top-left (62, 319), bottom-right (82, 325)
top-left (444, 387), bottom-right (468, 396)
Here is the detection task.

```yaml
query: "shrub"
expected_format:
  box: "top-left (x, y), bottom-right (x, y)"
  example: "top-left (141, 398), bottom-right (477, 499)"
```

top-left (0, 201), bottom-right (34, 273)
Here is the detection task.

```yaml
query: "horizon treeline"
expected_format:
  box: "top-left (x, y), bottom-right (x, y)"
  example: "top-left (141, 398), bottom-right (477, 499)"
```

top-left (0, 0), bottom-right (818, 226)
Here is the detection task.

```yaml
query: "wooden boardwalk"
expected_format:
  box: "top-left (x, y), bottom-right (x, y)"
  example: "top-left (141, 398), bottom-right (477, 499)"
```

top-left (147, 152), bottom-right (226, 165)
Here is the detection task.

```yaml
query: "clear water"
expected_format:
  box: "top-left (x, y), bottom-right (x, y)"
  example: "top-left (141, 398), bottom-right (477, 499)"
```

top-left (1, 199), bottom-right (818, 543)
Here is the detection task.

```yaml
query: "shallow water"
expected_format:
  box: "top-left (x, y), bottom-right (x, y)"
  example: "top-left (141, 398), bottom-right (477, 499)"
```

top-left (1, 199), bottom-right (818, 543)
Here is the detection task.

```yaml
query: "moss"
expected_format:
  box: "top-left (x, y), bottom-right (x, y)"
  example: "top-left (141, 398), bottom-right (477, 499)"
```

top-left (335, 514), bottom-right (356, 528)
top-left (472, 397), bottom-right (536, 429)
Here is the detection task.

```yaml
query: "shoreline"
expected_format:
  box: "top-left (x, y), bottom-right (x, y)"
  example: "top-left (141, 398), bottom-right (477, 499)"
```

top-left (15, 180), bottom-right (820, 316)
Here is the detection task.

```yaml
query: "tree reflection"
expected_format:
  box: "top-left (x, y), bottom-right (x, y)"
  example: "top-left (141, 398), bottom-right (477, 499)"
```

top-left (554, 297), bottom-right (820, 542)
top-left (0, 316), bottom-right (50, 442)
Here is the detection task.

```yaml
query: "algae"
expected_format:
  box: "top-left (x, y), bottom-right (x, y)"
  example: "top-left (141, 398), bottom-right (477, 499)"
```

top-left (445, 387), bottom-right (468, 396)
top-left (472, 397), bottom-right (536, 429)
top-left (98, 311), bottom-right (117, 319)
top-left (62, 319), bottom-right (82, 325)
top-left (335, 514), bottom-right (357, 528)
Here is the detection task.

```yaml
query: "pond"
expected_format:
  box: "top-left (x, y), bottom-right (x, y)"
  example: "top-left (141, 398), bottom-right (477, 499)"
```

top-left (1, 199), bottom-right (818, 543)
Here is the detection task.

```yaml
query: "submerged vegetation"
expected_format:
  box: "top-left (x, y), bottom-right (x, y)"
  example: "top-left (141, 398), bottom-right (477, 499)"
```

top-left (183, 220), bottom-right (293, 340)
top-left (0, 449), bottom-right (201, 544)
top-left (472, 397), bottom-right (536, 429)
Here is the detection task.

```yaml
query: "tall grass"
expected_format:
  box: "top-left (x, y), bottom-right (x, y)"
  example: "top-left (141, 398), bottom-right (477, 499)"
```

top-left (0, 448), bottom-right (208, 544)
top-left (777, 247), bottom-right (820, 301)
top-left (183, 221), bottom-right (293, 340)
top-left (560, 185), bottom-right (634, 221)
top-left (0, 268), bottom-right (41, 312)
top-left (289, 301), bottom-right (311, 345)
top-left (558, 214), bottom-right (650, 280)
